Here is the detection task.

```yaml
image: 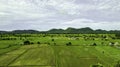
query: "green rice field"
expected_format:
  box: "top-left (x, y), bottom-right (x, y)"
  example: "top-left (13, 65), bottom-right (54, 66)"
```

top-left (0, 34), bottom-right (120, 67)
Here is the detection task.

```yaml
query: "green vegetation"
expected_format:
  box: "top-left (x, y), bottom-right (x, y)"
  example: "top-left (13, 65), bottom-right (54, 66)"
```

top-left (0, 33), bottom-right (120, 67)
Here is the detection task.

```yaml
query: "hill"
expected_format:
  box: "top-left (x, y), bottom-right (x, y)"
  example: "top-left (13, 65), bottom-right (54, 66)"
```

top-left (0, 27), bottom-right (120, 34)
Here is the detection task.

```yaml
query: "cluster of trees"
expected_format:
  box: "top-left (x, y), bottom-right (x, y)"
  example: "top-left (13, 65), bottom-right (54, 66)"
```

top-left (0, 38), bottom-right (17, 40)
top-left (23, 38), bottom-right (72, 46)
top-left (23, 41), bottom-right (32, 45)
top-left (115, 34), bottom-right (120, 39)
top-left (23, 41), bottom-right (41, 45)
top-left (66, 42), bottom-right (72, 46)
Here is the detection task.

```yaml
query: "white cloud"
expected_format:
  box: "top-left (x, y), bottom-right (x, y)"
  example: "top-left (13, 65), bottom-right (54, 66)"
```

top-left (63, 18), bottom-right (94, 24)
top-left (0, 0), bottom-right (120, 30)
top-left (61, 18), bottom-right (120, 30)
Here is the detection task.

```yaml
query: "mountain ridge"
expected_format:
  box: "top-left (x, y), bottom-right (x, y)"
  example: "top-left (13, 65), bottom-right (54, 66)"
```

top-left (0, 27), bottom-right (120, 34)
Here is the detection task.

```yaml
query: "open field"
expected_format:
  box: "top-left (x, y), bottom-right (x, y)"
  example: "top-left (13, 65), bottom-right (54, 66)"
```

top-left (0, 34), bottom-right (120, 67)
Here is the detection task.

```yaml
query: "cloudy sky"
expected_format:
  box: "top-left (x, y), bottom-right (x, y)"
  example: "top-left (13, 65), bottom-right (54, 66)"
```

top-left (0, 0), bottom-right (120, 31)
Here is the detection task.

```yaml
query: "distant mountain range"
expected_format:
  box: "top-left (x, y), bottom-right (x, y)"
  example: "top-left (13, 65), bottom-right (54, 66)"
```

top-left (0, 27), bottom-right (120, 34)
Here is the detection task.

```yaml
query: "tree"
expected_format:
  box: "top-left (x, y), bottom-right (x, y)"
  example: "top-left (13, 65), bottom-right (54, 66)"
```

top-left (92, 43), bottom-right (97, 46)
top-left (24, 40), bottom-right (30, 45)
top-left (37, 42), bottom-right (41, 47)
top-left (52, 39), bottom-right (54, 41)
top-left (37, 42), bottom-right (40, 44)
top-left (109, 42), bottom-right (114, 46)
top-left (30, 42), bottom-right (34, 44)
top-left (114, 61), bottom-right (120, 67)
top-left (101, 42), bottom-right (104, 46)
top-left (8, 45), bottom-right (11, 48)
top-left (48, 43), bottom-right (50, 45)
top-left (66, 42), bottom-right (72, 46)
top-left (54, 42), bottom-right (56, 46)
top-left (115, 34), bottom-right (120, 39)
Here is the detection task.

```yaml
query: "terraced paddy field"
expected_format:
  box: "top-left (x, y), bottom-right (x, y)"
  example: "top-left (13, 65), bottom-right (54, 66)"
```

top-left (0, 34), bottom-right (120, 67)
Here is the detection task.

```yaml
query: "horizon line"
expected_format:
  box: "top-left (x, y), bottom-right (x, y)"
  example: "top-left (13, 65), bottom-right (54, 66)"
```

top-left (0, 27), bottom-right (120, 31)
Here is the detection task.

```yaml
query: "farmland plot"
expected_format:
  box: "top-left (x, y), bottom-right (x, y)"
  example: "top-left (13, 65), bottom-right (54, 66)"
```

top-left (10, 46), bottom-right (55, 67)
top-left (53, 46), bottom-right (102, 67)
top-left (0, 45), bottom-right (120, 67)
